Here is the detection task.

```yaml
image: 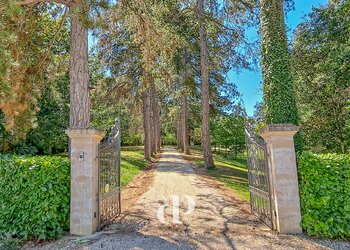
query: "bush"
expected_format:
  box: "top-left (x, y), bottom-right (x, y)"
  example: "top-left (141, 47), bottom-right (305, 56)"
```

top-left (0, 155), bottom-right (70, 240)
top-left (162, 134), bottom-right (177, 145)
top-left (122, 134), bottom-right (142, 146)
top-left (298, 152), bottom-right (350, 238)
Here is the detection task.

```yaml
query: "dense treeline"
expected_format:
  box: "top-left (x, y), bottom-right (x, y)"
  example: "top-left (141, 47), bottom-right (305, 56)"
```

top-left (80, 0), bottom-right (256, 165)
top-left (0, 0), bottom-right (349, 160)
top-left (292, 0), bottom-right (350, 153)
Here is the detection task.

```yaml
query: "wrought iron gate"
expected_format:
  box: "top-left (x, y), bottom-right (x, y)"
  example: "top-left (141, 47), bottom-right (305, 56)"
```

top-left (245, 124), bottom-right (275, 229)
top-left (98, 120), bottom-right (121, 230)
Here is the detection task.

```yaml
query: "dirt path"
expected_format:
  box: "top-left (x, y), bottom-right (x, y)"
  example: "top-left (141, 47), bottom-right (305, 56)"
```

top-left (24, 147), bottom-right (350, 250)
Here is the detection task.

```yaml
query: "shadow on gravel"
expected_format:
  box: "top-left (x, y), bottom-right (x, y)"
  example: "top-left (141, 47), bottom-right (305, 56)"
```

top-left (87, 232), bottom-right (194, 250)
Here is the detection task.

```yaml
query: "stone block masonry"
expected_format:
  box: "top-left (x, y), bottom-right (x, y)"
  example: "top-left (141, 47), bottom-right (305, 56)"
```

top-left (260, 124), bottom-right (302, 234)
top-left (66, 129), bottom-right (104, 235)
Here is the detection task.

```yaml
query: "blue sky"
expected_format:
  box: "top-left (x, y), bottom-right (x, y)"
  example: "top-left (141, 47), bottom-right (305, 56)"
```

top-left (231, 0), bottom-right (327, 116)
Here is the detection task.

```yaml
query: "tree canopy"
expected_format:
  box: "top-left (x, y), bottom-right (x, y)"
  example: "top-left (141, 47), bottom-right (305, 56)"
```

top-left (292, 0), bottom-right (350, 153)
top-left (0, 0), bottom-right (348, 158)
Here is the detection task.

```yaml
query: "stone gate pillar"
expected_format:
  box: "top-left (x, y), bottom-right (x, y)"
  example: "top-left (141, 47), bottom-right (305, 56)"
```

top-left (65, 129), bottom-right (104, 235)
top-left (260, 124), bottom-right (302, 234)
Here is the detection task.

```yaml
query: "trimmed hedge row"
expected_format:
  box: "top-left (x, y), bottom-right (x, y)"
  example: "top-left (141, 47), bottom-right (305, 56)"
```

top-left (298, 152), bottom-right (350, 238)
top-left (0, 155), bottom-right (70, 239)
top-left (1, 151), bottom-right (349, 239)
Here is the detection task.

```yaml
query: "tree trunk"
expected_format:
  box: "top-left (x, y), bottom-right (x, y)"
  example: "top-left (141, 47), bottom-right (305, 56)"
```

top-left (179, 114), bottom-right (184, 151)
top-left (155, 96), bottom-right (161, 152)
top-left (198, 0), bottom-right (215, 168)
top-left (142, 91), bottom-right (151, 160)
top-left (69, 7), bottom-right (90, 128)
top-left (176, 119), bottom-right (183, 150)
top-left (150, 82), bottom-right (159, 154)
top-left (182, 95), bottom-right (190, 155)
top-left (149, 91), bottom-right (155, 156)
top-left (176, 123), bottom-right (179, 148)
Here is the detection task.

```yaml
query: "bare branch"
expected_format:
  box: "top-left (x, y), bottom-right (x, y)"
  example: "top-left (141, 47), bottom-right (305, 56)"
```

top-left (17, 0), bottom-right (75, 7)
top-left (37, 6), bottom-right (69, 65)
top-left (104, 80), bottom-right (132, 100)
top-left (171, 7), bottom-right (195, 22)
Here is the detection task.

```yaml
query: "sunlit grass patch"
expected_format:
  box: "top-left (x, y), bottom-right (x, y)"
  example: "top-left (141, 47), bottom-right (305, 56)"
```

top-left (190, 146), bottom-right (250, 201)
top-left (121, 147), bottom-right (148, 187)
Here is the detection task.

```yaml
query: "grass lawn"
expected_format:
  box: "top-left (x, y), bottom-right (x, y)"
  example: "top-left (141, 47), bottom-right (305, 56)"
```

top-left (189, 146), bottom-right (250, 201)
top-left (55, 147), bottom-right (148, 188)
top-left (120, 146), bottom-right (148, 187)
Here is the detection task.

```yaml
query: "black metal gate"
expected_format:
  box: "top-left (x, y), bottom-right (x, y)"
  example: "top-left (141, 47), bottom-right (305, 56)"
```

top-left (245, 124), bottom-right (275, 229)
top-left (98, 120), bottom-right (121, 230)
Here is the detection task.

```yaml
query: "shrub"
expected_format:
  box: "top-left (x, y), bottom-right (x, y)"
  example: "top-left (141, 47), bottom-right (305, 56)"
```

top-left (0, 155), bottom-right (70, 240)
top-left (122, 134), bottom-right (142, 146)
top-left (162, 134), bottom-right (177, 145)
top-left (298, 152), bottom-right (350, 238)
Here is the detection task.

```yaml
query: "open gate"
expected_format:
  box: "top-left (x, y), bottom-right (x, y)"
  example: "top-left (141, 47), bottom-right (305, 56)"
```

top-left (245, 124), bottom-right (276, 230)
top-left (98, 120), bottom-right (121, 230)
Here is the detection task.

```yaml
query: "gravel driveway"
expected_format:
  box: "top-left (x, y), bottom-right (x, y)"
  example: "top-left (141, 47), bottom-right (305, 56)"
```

top-left (24, 147), bottom-right (350, 250)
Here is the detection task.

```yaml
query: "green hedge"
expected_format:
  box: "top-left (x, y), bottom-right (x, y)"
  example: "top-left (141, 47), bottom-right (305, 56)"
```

top-left (122, 134), bottom-right (143, 146)
top-left (298, 152), bottom-right (350, 238)
top-left (162, 134), bottom-right (177, 145)
top-left (0, 155), bottom-right (70, 239)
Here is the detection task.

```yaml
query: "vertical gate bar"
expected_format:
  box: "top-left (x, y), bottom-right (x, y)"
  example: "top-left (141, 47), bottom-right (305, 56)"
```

top-left (117, 121), bottom-right (121, 215)
top-left (264, 145), bottom-right (275, 229)
top-left (244, 127), bottom-right (253, 213)
top-left (98, 144), bottom-right (101, 229)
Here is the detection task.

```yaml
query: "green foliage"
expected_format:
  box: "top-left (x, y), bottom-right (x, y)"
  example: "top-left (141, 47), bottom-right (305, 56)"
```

top-left (293, 1), bottom-right (350, 153)
top-left (162, 134), bottom-right (177, 146)
top-left (298, 152), bottom-right (350, 238)
top-left (93, 0), bottom-right (253, 158)
top-left (0, 112), bottom-right (11, 152)
top-left (0, 155), bottom-right (70, 239)
top-left (211, 108), bottom-right (246, 156)
top-left (260, 0), bottom-right (299, 125)
top-left (24, 74), bottom-right (69, 155)
top-left (0, 3), bottom-right (70, 138)
top-left (122, 134), bottom-right (143, 146)
top-left (190, 127), bottom-right (202, 146)
top-left (0, 234), bottom-right (22, 250)
top-left (0, 73), bottom-right (70, 155)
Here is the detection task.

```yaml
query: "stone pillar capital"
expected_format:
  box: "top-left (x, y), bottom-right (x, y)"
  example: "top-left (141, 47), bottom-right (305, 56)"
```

top-left (65, 128), bottom-right (105, 140)
top-left (259, 124), bottom-right (299, 139)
